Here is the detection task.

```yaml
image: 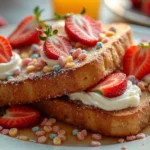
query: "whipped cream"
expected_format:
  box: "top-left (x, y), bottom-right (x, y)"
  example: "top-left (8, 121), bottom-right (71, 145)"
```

top-left (52, 21), bottom-right (66, 35)
top-left (69, 81), bottom-right (141, 111)
top-left (40, 50), bottom-right (58, 66)
top-left (143, 74), bottom-right (150, 83)
top-left (0, 52), bottom-right (22, 80)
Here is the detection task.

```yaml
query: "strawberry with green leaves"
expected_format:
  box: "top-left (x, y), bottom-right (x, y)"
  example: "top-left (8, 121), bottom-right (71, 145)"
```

top-left (54, 8), bottom-right (101, 47)
top-left (123, 43), bottom-right (150, 79)
top-left (38, 25), bottom-right (72, 59)
top-left (8, 7), bottom-right (44, 48)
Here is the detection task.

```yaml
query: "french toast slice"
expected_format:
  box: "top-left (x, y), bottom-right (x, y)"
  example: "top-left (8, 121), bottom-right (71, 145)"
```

top-left (0, 24), bottom-right (133, 106)
top-left (35, 92), bottom-right (150, 137)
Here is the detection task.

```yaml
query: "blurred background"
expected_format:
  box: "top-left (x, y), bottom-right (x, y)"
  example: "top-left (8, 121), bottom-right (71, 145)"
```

top-left (0, 0), bottom-right (149, 27)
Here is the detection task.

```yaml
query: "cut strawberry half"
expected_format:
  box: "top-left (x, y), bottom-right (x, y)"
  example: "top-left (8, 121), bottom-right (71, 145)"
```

top-left (123, 43), bottom-right (150, 79)
top-left (8, 15), bottom-right (41, 48)
top-left (8, 6), bottom-right (44, 48)
top-left (38, 25), bottom-right (72, 60)
top-left (0, 35), bottom-right (12, 63)
top-left (65, 14), bottom-right (101, 46)
top-left (89, 73), bottom-right (127, 98)
top-left (44, 35), bottom-right (72, 59)
top-left (0, 106), bottom-right (40, 128)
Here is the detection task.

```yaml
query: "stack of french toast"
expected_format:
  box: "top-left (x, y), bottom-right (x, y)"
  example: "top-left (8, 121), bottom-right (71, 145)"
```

top-left (0, 7), bottom-right (150, 138)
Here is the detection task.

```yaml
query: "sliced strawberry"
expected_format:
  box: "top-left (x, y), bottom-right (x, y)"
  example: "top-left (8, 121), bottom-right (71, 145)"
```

top-left (0, 106), bottom-right (40, 128)
top-left (8, 15), bottom-right (41, 48)
top-left (0, 35), bottom-right (12, 63)
top-left (44, 35), bottom-right (72, 59)
top-left (65, 14), bottom-right (101, 46)
top-left (89, 73), bottom-right (127, 98)
top-left (123, 43), bottom-right (150, 79)
top-left (38, 25), bottom-right (72, 60)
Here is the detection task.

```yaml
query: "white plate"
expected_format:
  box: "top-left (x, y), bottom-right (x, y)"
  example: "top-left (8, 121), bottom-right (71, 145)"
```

top-left (104, 0), bottom-right (150, 27)
top-left (0, 25), bottom-right (150, 150)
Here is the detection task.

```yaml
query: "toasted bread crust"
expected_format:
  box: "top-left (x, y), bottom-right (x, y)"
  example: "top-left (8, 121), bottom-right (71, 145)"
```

top-left (0, 24), bottom-right (133, 106)
top-left (35, 92), bottom-right (150, 137)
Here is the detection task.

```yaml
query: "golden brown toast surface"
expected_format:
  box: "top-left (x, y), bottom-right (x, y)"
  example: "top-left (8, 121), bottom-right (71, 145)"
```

top-left (35, 92), bottom-right (150, 137)
top-left (0, 23), bottom-right (133, 106)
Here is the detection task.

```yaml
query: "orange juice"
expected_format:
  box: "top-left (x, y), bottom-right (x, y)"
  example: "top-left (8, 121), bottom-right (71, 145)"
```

top-left (52, 0), bottom-right (101, 19)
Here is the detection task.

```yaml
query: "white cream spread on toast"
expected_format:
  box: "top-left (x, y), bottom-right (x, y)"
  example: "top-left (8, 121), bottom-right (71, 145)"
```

top-left (40, 50), bottom-right (59, 66)
top-left (0, 52), bottom-right (22, 79)
top-left (69, 81), bottom-right (141, 111)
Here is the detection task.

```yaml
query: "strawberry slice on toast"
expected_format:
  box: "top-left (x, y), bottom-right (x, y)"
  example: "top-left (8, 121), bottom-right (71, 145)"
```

top-left (39, 25), bottom-right (72, 59)
top-left (0, 35), bottom-right (12, 63)
top-left (65, 14), bottom-right (101, 46)
top-left (8, 7), bottom-right (43, 48)
top-left (123, 43), bottom-right (150, 79)
top-left (89, 73), bottom-right (127, 98)
top-left (55, 8), bottom-right (101, 46)
top-left (0, 106), bottom-right (40, 128)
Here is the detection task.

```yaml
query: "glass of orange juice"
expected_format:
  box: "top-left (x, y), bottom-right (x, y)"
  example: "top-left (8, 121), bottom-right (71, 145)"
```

top-left (52, 0), bottom-right (101, 19)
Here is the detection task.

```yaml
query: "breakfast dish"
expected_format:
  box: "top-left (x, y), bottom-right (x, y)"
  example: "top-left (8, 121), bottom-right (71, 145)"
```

top-left (0, 9), bottom-right (132, 106)
top-left (0, 6), bottom-right (150, 150)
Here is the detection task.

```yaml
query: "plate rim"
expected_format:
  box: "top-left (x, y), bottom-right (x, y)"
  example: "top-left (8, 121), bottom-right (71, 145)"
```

top-left (104, 0), bottom-right (150, 27)
top-left (0, 133), bottom-right (150, 150)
